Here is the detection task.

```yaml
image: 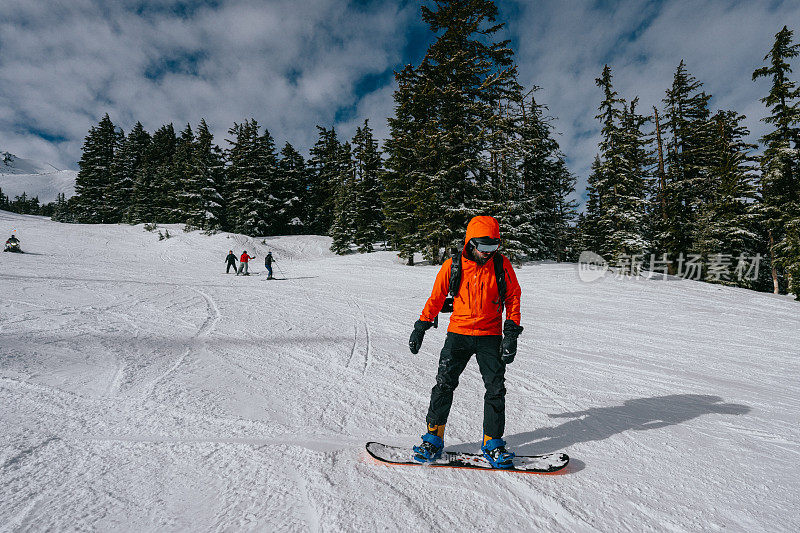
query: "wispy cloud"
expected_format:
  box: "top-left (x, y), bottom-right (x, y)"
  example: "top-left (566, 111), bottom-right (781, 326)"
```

top-left (1, 0), bottom-right (799, 209)
top-left (510, 0), bottom-right (800, 204)
top-left (0, 0), bottom-right (414, 168)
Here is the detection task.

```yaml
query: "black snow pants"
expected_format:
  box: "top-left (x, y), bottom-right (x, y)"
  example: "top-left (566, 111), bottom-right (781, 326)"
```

top-left (425, 332), bottom-right (506, 439)
top-left (226, 261), bottom-right (236, 273)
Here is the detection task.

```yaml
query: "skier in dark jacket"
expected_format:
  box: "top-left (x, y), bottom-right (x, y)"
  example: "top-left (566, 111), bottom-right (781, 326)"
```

top-left (264, 252), bottom-right (274, 279)
top-left (225, 250), bottom-right (237, 274)
top-left (408, 215), bottom-right (523, 468)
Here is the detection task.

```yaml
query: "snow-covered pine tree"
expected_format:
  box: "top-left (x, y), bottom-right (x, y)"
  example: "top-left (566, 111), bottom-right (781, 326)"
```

top-left (752, 25), bottom-right (800, 296)
top-left (112, 122), bottom-right (150, 223)
top-left (693, 111), bottom-right (760, 284)
top-left (384, 0), bottom-right (519, 263)
top-left (132, 123), bottom-right (177, 224)
top-left (74, 114), bottom-right (123, 223)
top-left (382, 65), bottom-right (426, 265)
top-left (225, 119), bottom-right (276, 236)
top-left (174, 123), bottom-right (198, 225)
top-left (307, 126), bottom-right (341, 235)
top-left (351, 120), bottom-right (384, 252)
top-left (277, 143), bottom-right (308, 235)
top-left (192, 119), bottom-right (225, 232)
top-left (659, 61), bottom-right (714, 265)
top-left (329, 142), bottom-right (357, 254)
top-left (588, 66), bottom-right (651, 260)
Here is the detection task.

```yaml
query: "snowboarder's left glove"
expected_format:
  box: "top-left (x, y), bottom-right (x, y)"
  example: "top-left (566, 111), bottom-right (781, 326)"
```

top-left (409, 320), bottom-right (433, 354)
top-left (501, 319), bottom-right (524, 364)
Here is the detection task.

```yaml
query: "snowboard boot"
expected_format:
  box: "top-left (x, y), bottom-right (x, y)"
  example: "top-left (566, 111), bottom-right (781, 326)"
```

top-left (481, 436), bottom-right (515, 469)
top-left (413, 424), bottom-right (445, 463)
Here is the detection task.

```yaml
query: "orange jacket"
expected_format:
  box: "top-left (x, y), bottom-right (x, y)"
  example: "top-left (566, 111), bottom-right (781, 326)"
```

top-left (419, 216), bottom-right (521, 336)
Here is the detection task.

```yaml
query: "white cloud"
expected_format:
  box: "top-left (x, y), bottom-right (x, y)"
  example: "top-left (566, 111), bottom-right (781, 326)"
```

top-left (0, 0), bottom-right (413, 168)
top-left (510, 0), bottom-right (800, 205)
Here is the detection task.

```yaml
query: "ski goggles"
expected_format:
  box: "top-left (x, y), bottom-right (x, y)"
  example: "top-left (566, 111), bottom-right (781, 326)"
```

top-left (472, 237), bottom-right (500, 253)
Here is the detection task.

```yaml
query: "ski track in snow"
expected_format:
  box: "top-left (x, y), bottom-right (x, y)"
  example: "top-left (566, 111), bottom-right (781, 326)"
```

top-left (1, 212), bottom-right (800, 532)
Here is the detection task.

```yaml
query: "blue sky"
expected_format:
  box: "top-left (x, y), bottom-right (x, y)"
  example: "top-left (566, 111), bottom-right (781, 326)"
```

top-left (1, 0), bottom-right (799, 207)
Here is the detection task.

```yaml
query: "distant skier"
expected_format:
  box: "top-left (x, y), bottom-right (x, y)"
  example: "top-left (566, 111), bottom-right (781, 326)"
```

top-left (264, 252), bottom-right (274, 279)
top-left (225, 250), bottom-right (237, 274)
top-left (408, 215), bottom-right (523, 468)
top-left (237, 250), bottom-right (255, 276)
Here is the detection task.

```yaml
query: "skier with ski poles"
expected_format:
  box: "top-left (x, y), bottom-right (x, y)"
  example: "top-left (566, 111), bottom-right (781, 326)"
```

top-left (225, 250), bottom-right (237, 274)
top-left (237, 250), bottom-right (255, 276)
top-left (408, 215), bottom-right (523, 468)
top-left (264, 251), bottom-right (274, 279)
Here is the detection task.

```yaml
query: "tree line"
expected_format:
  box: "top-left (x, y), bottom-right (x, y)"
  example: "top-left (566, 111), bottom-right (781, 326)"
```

top-left (63, 0), bottom-right (577, 265)
top-left (577, 25), bottom-right (800, 298)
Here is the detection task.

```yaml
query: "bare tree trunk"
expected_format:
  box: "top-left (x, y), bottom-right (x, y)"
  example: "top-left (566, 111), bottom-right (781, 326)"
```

top-left (769, 230), bottom-right (779, 294)
top-left (653, 107), bottom-right (667, 222)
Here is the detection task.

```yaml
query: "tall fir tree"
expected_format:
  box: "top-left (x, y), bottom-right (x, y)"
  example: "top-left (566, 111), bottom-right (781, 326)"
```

top-left (277, 142), bottom-right (308, 235)
top-left (225, 119), bottom-right (277, 236)
top-left (753, 25), bottom-right (800, 296)
top-left (307, 126), bottom-right (341, 235)
top-left (192, 119), bottom-right (226, 231)
top-left (351, 120), bottom-right (384, 252)
top-left (73, 114), bottom-right (123, 223)
top-left (329, 142), bottom-right (357, 254)
top-left (658, 61), bottom-right (714, 266)
top-left (111, 121), bottom-right (150, 223)
top-left (132, 123), bottom-right (177, 223)
top-left (383, 0), bottom-right (519, 263)
top-left (693, 111), bottom-right (760, 284)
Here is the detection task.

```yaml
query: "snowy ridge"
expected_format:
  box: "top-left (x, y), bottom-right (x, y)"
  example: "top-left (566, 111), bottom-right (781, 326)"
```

top-left (1, 211), bottom-right (799, 531)
top-left (0, 152), bottom-right (76, 203)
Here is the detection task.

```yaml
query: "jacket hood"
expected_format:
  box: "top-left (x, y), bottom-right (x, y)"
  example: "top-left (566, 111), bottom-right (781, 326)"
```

top-left (463, 215), bottom-right (501, 248)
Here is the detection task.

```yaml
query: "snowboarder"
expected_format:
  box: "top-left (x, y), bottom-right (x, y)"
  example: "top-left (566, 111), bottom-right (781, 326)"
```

top-left (225, 250), bottom-right (237, 274)
top-left (4, 234), bottom-right (21, 253)
top-left (264, 252), bottom-right (274, 279)
top-left (237, 251), bottom-right (255, 276)
top-left (408, 215), bottom-right (524, 468)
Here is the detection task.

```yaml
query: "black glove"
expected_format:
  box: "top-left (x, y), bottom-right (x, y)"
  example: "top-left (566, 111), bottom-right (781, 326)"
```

top-left (409, 320), bottom-right (434, 354)
top-left (501, 319), bottom-right (524, 364)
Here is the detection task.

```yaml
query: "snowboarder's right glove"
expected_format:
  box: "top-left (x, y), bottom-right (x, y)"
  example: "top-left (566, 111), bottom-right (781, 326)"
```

top-left (501, 319), bottom-right (524, 364)
top-left (409, 320), bottom-right (434, 354)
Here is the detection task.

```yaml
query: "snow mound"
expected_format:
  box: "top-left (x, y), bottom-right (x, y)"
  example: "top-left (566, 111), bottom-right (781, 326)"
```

top-left (0, 151), bottom-right (77, 203)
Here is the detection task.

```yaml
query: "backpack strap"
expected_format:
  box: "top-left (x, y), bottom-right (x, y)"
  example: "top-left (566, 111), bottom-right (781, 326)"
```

top-left (448, 252), bottom-right (463, 297)
top-left (493, 254), bottom-right (507, 311)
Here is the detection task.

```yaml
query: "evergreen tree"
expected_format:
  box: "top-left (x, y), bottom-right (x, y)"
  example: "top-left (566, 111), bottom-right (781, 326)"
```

top-left (383, 0), bottom-right (519, 263)
top-left (587, 66), bottom-right (650, 260)
top-left (112, 122), bottom-right (150, 223)
top-left (225, 119), bottom-right (277, 236)
top-left (752, 25), bottom-right (800, 296)
top-left (382, 65), bottom-right (426, 264)
top-left (73, 114), bottom-right (123, 223)
top-left (659, 61), bottom-right (714, 265)
top-left (132, 123), bottom-right (176, 223)
top-left (193, 119), bottom-right (226, 231)
top-left (693, 111), bottom-right (760, 284)
top-left (351, 120), bottom-right (384, 252)
top-left (174, 123), bottom-right (197, 224)
top-left (329, 142), bottom-right (357, 254)
top-left (307, 126), bottom-right (341, 235)
top-left (277, 142), bottom-right (308, 235)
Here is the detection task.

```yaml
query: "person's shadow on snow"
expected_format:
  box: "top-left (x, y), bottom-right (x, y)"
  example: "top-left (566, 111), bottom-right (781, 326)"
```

top-left (499, 394), bottom-right (750, 456)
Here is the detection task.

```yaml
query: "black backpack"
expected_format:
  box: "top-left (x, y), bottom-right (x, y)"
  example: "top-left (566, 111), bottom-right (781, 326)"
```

top-left (440, 252), bottom-right (507, 314)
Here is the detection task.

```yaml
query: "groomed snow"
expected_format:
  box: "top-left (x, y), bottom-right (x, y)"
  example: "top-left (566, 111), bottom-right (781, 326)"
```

top-left (1, 210), bottom-right (799, 532)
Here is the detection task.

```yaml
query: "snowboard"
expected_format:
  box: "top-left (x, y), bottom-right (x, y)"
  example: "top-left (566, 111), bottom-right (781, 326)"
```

top-left (365, 442), bottom-right (569, 474)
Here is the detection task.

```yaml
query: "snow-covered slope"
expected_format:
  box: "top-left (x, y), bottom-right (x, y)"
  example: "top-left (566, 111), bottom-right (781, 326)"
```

top-left (1, 211), bottom-right (799, 532)
top-left (0, 152), bottom-right (76, 203)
